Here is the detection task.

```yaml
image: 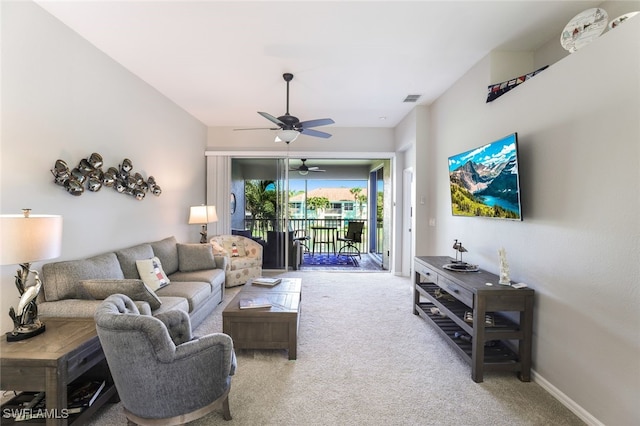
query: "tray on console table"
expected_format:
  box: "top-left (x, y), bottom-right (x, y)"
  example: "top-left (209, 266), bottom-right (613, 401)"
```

top-left (413, 256), bottom-right (534, 383)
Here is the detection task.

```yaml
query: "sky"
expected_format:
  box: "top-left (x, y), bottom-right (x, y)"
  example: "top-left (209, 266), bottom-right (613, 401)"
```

top-left (448, 133), bottom-right (517, 171)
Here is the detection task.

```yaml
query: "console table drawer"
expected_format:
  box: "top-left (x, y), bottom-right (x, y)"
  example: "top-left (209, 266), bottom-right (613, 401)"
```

top-left (415, 264), bottom-right (438, 283)
top-left (439, 276), bottom-right (473, 307)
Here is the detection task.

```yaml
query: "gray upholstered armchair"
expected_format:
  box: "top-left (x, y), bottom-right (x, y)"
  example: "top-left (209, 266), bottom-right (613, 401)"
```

top-left (94, 294), bottom-right (236, 425)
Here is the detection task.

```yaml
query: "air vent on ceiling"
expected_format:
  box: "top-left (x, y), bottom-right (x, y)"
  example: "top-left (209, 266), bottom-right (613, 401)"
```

top-left (403, 94), bottom-right (421, 103)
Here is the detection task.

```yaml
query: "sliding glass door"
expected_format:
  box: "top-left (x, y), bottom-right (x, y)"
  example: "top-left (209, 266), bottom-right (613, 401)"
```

top-left (230, 157), bottom-right (289, 270)
top-left (212, 154), bottom-right (392, 271)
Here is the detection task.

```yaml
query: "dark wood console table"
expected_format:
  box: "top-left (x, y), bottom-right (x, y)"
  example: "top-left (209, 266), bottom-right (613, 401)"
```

top-left (413, 256), bottom-right (534, 383)
top-left (0, 318), bottom-right (117, 425)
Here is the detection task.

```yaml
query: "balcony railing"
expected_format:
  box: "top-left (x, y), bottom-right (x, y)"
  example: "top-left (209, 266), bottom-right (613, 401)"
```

top-left (241, 218), bottom-right (374, 254)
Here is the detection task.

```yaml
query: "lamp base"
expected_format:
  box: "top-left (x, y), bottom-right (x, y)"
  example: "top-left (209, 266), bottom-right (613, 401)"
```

top-left (6, 322), bottom-right (46, 342)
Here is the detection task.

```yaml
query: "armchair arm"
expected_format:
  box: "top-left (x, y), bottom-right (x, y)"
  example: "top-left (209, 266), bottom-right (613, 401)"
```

top-left (154, 310), bottom-right (192, 345)
top-left (175, 333), bottom-right (236, 377)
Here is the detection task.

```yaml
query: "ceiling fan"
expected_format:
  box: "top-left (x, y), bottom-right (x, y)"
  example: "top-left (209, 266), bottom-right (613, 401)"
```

top-left (236, 73), bottom-right (335, 143)
top-left (290, 159), bottom-right (325, 175)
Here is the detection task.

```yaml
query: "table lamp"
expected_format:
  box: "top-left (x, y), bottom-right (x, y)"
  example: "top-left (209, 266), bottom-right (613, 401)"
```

top-left (188, 205), bottom-right (218, 243)
top-left (1, 209), bottom-right (63, 341)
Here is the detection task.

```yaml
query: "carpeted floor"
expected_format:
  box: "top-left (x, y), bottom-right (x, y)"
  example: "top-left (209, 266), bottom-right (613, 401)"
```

top-left (87, 271), bottom-right (584, 426)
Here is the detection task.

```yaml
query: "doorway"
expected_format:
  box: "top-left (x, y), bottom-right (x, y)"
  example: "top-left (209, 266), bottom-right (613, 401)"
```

top-left (208, 155), bottom-right (394, 272)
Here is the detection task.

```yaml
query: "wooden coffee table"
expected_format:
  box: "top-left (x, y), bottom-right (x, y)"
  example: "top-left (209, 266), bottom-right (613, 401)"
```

top-left (0, 318), bottom-right (117, 425)
top-left (223, 278), bottom-right (301, 360)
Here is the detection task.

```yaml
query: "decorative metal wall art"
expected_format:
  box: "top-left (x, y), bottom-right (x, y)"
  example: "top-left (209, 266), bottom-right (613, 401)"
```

top-left (50, 154), bottom-right (161, 200)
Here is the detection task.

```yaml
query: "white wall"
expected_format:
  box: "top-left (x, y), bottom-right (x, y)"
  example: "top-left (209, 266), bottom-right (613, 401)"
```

top-left (419, 16), bottom-right (639, 426)
top-left (207, 126), bottom-right (395, 152)
top-left (0, 2), bottom-right (208, 333)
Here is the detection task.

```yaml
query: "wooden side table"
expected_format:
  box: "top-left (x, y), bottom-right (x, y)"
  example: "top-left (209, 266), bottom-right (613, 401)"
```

top-left (0, 318), bottom-right (117, 425)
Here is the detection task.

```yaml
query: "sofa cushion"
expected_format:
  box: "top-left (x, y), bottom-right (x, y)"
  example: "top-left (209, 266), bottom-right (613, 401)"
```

top-left (151, 296), bottom-right (190, 316)
top-left (80, 279), bottom-right (162, 310)
top-left (177, 244), bottom-right (217, 272)
top-left (169, 269), bottom-right (225, 292)
top-left (42, 253), bottom-right (125, 302)
top-left (150, 236), bottom-right (179, 275)
top-left (155, 282), bottom-right (211, 312)
top-left (135, 257), bottom-right (171, 291)
top-left (115, 244), bottom-right (154, 279)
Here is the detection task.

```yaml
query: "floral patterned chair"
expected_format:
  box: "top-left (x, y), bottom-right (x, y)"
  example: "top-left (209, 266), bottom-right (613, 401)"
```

top-left (210, 235), bottom-right (263, 288)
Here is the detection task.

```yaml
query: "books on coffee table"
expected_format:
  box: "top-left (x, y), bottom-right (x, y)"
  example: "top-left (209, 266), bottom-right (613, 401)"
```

top-left (252, 277), bottom-right (282, 286)
top-left (239, 297), bottom-right (272, 309)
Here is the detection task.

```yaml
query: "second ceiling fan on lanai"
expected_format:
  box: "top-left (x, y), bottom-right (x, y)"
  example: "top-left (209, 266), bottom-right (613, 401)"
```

top-left (237, 73), bottom-right (335, 143)
top-left (290, 159), bottom-right (325, 175)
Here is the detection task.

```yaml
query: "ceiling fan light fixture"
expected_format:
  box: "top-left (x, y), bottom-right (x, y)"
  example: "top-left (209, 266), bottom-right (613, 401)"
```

top-left (298, 169), bottom-right (309, 176)
top-left (276, 129), bottom-right (300, 143)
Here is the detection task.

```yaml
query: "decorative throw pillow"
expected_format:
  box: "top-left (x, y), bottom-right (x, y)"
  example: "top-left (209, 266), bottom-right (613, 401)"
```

top-left (222, 241), bottom-right (246, 257)
top-left (135, 257), bottom-right (171, 291)
top-left (80, 279), bottom-right (162, 310)
top-left (177, 243), bottom-right (217, 272)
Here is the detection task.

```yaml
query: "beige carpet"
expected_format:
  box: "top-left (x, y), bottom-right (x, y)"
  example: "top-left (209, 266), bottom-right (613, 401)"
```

top-left (88, 271), bottom-right (584, 425)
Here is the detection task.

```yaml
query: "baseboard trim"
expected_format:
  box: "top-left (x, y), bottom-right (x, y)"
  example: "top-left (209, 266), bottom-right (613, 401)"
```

top-left (533, 370), bottom-right (604, 426)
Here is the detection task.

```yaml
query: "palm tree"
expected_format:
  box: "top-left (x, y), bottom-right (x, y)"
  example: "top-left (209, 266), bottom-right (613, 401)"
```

top-left (357, 194), bottom-right (367, 218)
top-left (306, 196), bottom-right (330, 219)
top-left (245, 180), bottom-right (276, 234)
top-left (349, 187), bottom-right (362, 201)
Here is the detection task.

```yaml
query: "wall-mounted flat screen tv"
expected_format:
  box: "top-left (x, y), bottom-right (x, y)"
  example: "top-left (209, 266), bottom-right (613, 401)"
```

top-left (448, 132), bottom-right (522, 220)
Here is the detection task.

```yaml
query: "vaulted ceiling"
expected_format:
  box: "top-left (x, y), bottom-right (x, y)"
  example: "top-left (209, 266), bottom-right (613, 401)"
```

top-left (36, 1), bottom-right (601, 129)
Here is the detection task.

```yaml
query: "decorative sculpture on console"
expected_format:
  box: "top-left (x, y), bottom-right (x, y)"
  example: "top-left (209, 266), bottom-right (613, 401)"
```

top-left (443, 239), bottom-right (479, 272)
top-left (498, 247), bottom-right (511, 285)
top-left (51, 154), bottom-right (161, 200)
top-left (452, 239), bottom-right (468, 264)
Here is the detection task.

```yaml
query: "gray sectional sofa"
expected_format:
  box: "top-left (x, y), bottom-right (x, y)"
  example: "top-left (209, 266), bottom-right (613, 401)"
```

top-left (36, 236), bottom-right (226, 328)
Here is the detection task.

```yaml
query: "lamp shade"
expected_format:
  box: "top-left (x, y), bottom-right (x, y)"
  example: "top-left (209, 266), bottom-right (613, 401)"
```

top-left (0, 214), bottom-right (63, 265)
top-left (188, 205), bottom-right (218, 225)
top-left (275, 130), bottom-right (300, 143)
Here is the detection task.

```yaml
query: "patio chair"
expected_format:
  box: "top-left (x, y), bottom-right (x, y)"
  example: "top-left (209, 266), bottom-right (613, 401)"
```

top-left (337, 221), bottom-right (364, 259)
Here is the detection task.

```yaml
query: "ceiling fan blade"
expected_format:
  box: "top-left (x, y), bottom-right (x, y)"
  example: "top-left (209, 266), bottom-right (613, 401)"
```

top-left (310, 169), bottom-right (326, 172)
top-left (298, 118), bottom-right (335, 128)
top-left (258, 112), bottom-right (285, 126)
top-left (300, 128), bottom-right (332, 138)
